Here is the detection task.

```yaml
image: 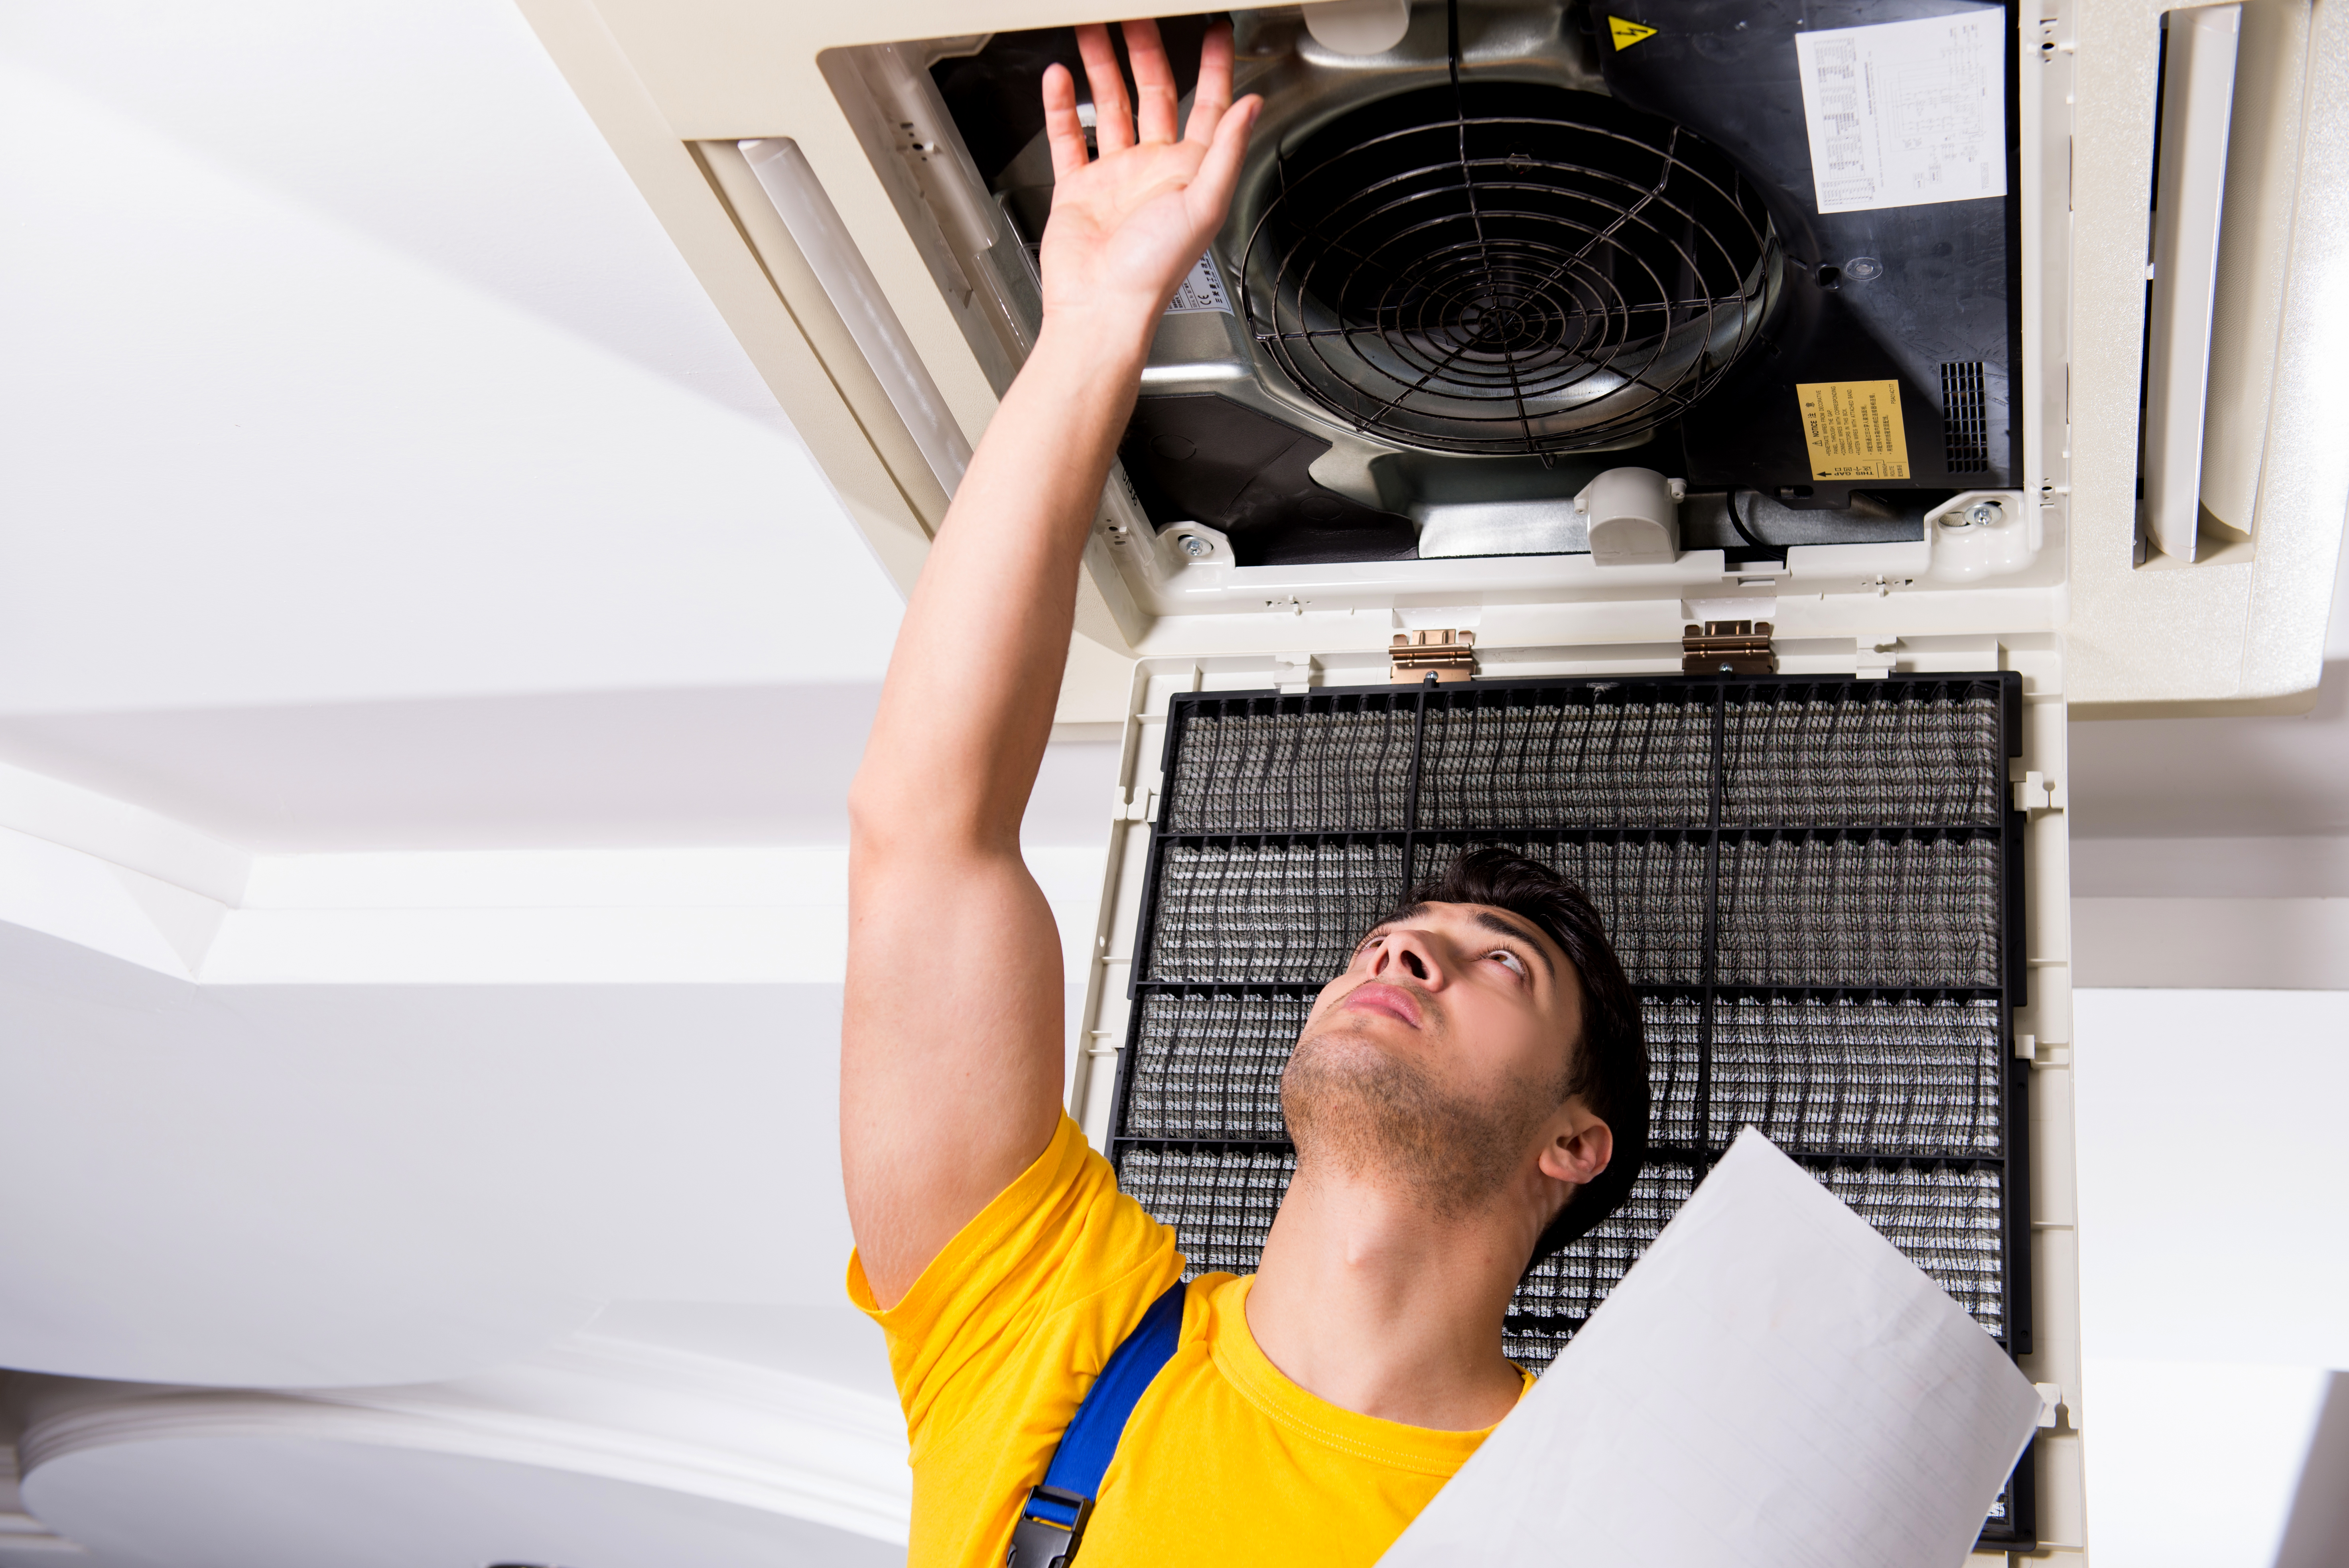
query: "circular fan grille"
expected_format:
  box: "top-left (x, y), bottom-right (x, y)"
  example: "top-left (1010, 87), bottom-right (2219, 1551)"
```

top-left (1241, 82), bottom-right (1778, 456)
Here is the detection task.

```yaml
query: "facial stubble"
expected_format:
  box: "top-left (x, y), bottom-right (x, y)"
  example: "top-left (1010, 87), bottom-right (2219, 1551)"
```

top-left (1280, 1005), bottom-right (1563, 1218)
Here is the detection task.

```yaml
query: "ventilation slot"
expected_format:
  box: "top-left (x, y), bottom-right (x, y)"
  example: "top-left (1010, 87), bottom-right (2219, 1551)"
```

top-left (1941, 360), bottom-right (1992, 473)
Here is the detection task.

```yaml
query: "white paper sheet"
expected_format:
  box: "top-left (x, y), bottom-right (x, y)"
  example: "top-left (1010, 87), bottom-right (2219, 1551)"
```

top-left (1793, 10), bottom-right (2009, 214)
top-left (1378, 1129), bottom-right (2042, 1568)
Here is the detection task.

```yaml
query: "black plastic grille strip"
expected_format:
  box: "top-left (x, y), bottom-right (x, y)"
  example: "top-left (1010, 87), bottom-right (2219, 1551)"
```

top-left (1941, 360), bottom-right (1992, 473)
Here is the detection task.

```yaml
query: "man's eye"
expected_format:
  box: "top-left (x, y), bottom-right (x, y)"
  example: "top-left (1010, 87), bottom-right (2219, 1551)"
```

top-left (1488, 949), bottom-right (1527, 978)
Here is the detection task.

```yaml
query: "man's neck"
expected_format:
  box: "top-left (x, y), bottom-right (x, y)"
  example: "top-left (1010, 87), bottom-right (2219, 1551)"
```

top-left (1243, 1161), bottom-right (1536, 1432)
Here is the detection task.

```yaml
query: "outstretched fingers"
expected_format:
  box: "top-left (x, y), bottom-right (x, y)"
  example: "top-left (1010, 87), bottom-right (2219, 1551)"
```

top-left (1074, 23), bottom-right (1133, 156)
top-left (1184, 93), bottom-right (1261, 232)
top-left (1040, 63), bottom-right (1091, 182)
top-left (1183, 20), bottom-right (1235, 146)
top-left (1123, 18), bottom-right (1180, 145)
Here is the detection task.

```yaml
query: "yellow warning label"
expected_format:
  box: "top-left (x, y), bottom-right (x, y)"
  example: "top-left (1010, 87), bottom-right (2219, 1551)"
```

top-left (1796, 379), bottom-right (1912, 482)
top-left (1607, 16), bottom-right (1658, 49)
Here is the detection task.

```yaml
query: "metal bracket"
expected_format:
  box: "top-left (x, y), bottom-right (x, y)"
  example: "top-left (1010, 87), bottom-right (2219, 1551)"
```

top-left (1682, 620), bottom-right (1777, 676)
top-left (1389, 628), bottom-right (1476, 684)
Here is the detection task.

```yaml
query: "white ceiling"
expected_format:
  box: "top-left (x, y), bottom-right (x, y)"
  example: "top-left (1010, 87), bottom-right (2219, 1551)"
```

top-left (0, 0), bottom-right (901, 723)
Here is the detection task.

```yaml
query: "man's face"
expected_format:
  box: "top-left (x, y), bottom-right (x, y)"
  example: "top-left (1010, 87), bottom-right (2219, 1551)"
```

top-left (1281, 901), bottom-right (1597, 1215)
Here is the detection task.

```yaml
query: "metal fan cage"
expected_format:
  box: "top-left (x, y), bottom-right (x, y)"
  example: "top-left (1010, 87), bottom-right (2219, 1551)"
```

top-left (1240, 82), bottom-right (1778, 456)
top-left (1107, 673), bottom-right (2036, 1546)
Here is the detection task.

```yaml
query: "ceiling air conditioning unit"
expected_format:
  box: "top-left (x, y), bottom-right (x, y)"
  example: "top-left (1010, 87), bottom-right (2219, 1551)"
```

top-left (521, 0), bottom-right (2348, 1556)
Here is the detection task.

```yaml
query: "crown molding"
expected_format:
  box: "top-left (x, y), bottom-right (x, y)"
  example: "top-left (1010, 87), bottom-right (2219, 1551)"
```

top-left (13, 1330), bottom-right (911, 1546)
top-left (0, 761), bottom-right (1106, 984)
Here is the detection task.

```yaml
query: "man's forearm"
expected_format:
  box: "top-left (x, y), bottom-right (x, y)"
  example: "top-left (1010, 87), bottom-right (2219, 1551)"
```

top-left (849, 311), bottom-right (1155, 855)
top-left (840, 19), bottom-right (1253, 1303)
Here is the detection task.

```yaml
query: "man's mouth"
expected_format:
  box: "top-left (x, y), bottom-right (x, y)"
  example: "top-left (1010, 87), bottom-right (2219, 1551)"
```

top-left (1339, 982), bottom-right (1422, 1028)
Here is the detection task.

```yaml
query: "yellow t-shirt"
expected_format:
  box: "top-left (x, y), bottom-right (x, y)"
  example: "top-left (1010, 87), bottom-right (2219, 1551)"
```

top-left (848, 1114), bottom-right (1525, 1568)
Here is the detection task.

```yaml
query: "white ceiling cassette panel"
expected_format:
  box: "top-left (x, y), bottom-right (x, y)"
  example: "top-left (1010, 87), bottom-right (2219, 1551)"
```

top-left (520, 0), bottom-right (2345, 716)
top-left (521, 0), bottom-right (2347, 1559)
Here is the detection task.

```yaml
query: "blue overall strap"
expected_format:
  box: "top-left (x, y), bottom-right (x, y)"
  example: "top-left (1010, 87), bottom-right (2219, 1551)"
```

top-left (1004, 1281), bottom-right (1187, 1568)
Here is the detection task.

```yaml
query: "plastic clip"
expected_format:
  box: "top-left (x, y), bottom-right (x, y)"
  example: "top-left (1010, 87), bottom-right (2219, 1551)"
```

top-left (1005, 1484), bottom-right (1094, 1568)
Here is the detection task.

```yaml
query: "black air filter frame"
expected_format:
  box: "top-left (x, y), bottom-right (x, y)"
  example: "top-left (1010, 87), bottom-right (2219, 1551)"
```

top-left (1106, 671), bottom-right (2036, 1549)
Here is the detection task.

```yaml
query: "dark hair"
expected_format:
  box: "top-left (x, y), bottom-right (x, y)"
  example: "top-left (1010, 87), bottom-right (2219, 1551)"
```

top-left (1387, 846), bottom-right (1649, 1266)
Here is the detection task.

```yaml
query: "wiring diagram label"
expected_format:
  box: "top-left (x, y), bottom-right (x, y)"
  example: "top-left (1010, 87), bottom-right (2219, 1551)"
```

top-left (1797, 379), bottom-right (1913, 480)
top-left (1793, 9), bottom-right (2008, 213)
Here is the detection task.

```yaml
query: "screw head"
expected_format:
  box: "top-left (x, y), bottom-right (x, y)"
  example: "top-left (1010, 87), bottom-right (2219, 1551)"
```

top-left (1965, 500), bottom-right (2003, 527)
top-left (1177, 534), bottom-right (1212, 558)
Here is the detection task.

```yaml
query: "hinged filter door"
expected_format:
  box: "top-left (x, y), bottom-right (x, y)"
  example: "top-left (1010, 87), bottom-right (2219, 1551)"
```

top-left (1075, 665), bottom-right (2077, 1552)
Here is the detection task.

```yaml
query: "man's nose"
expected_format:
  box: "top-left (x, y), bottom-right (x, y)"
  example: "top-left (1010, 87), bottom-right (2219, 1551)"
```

top-left (1372, 932), bottom-right (1442, 985)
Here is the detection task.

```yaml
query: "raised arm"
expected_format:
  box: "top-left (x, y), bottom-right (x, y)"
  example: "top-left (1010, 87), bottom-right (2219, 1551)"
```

top-left (843, 20), bottom-right (1258, 1308)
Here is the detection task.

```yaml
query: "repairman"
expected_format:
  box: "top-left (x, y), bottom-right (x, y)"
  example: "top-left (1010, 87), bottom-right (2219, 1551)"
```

top-left (842, 19), bottom-right (1649, 1567)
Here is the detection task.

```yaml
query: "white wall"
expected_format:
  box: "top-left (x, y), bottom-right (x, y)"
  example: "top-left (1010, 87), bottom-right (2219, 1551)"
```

top-left (2073, 989), bottom-right (2349, 1566)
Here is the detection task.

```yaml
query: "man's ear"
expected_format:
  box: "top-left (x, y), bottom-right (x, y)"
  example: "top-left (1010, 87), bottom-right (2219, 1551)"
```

top-left (1538, 1109), bottom-right (1612, 1189)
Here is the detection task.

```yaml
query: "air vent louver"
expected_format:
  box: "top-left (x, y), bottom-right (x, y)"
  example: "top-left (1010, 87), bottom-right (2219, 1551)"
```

top-left (1941, 360), bottom-right (1992, 473)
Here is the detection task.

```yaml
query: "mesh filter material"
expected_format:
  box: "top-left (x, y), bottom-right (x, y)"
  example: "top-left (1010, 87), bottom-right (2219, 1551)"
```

top-left (1122, 678), bottom-right (2015, 1377)
top-left (1647, 998), bottom-right (2004, 1153)
top-left (1119, 1145), bottom-right (1296, 1277)
top-left (1123, 995), bottom-right (2004, 1183)
top-left (1147, 840), bottom-right (1404, 982)
top-left (1506, 1160), bottom-right (1702, 1368)
top-left (1425, 835), bottom-right (1711, 985)
top-left (1713, 834), bottom-right (2001, 987)
top-left (1721, 689), bottom-right (2005, 826)
top-left (1812, 1163), bottom-right (2006, 1337)
top-left (1165, 703), bottom-right (1414, 832)
top-left (1124, 991), bottom-right (1311, 1138)
top-left (1419, 695), bottom-right (1713, 828)
top-left (1119, 1148), bottom-right (2004, 1369)
top-left (1511, 1158), bottom-right (2005, 1369)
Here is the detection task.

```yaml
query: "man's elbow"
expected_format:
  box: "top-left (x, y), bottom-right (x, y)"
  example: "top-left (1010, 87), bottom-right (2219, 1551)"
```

top-left (846, 769), bottom-right (923, 863)
top-left (847, 768), bottom-right (1004, 865)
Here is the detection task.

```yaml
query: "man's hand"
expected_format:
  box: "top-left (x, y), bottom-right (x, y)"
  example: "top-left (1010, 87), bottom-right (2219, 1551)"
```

top-left (1039, 22), bottom-right (1258, 329)
top-left (842, 20), bottom-right (1255, 1309)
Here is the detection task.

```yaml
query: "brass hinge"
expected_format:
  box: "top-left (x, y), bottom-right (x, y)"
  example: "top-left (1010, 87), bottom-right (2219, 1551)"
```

top-left (1681, 620), bottom-right (1777, 676)
top-left (1390, 628), bottom-right (1476, 684)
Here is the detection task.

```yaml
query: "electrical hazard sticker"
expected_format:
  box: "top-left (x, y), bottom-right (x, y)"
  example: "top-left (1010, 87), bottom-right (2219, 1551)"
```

top-left (1796, 379), bottom-right (1911, 481)
top-left (1607, 16), bottom-right (1658, 49)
